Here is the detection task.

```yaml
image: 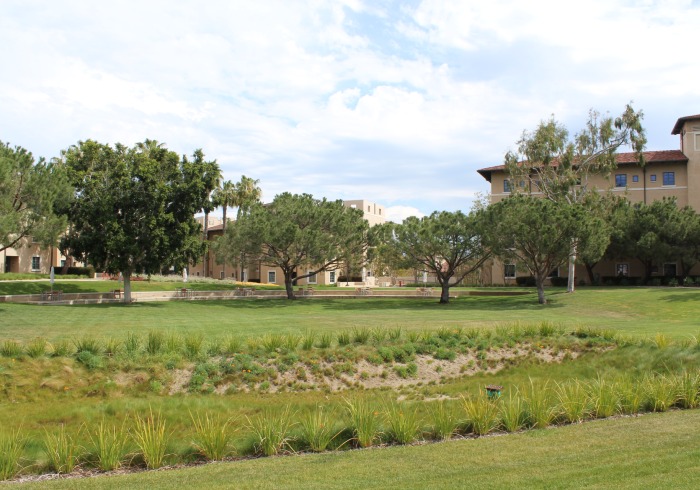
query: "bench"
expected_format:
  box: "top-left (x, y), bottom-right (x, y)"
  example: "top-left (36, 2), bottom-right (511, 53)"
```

top-left (416, 287), bottom-right (433, 297)
top-left (179, 288), bottom-right (193, 298)
top-left (355, 287), bottom-right (372, 296)
top-left (112, 289), bottom-right (122, 299)
top-left (42, 290), bottom-right (63, 301)
top-left (299, 287), bottom-right (315, 296)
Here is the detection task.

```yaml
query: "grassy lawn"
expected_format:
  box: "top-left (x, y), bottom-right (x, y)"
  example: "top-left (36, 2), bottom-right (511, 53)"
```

top-left (20, 409), bottom-right (700, 489)
top-left (1, 287), bottom-right (699, 342)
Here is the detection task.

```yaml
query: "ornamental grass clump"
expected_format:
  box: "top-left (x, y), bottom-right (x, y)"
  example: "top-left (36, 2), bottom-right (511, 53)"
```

top-left (25, 337), bottom-right (47, 358)
top-left (0, 429), bottom-right (25, 481)
top-left (301, 330), bottom-right (316, 351)
top-left (337, 331), bottom-right (351, 346)
top-left (298, 405), bottom-right (341, 452)
top-left (132, 409), bottom-right (171, 469)
top-left (318, 332), bottom-right (332, 349)
top-left (0, 340), bottom-right (23, 358)
top-left (246, 406), bottom-right (296, 457)
top-left (388, 326), bottom-right (402, 341)
top-left (429, 400), bottom-right (459, 441)
top-left (556, 380), bottom-right (590, 423)
top-left (190, 412), bottom-right (236, 461)
top-left (51, 340), bottom-right (72, 357)
top-left (223, 335), bottom-right (242, 355)
top-left (183, 333), bottom-right (204, 360)
top-left (461, 392), bottom-right (500, 436)
top-left (345, 398), bottom-right (382, 448)
top-left (384, 402), bottom-right (420, 445)
top-left (617, 376), bottom-right (645, 415)
top-left (43, 425), bottom-right (81, 474)
top-left (351, 327), bottom-right (371, 345)
top-left (124, 332), bottom-right (141, 356)
top-left (261, 334), bottom-right (284, 353)
top-left (587, 376), bottom-right (619, 419)
top-left (499, 390), bottom-right (528, 432)
top-left (145, 331), bottom-right (165, 355)
top-left (676, 371), bottom-right (700, 409)
top-left (74, 337), bottom-right (102, 355)
top-left (643, 374), bottom-right (677, 412)
top-left (88, 420), bottom-right (130, 471)
top-left (284, 334), bottom-right (301, 351)
top-left (522, 379), bottom-right (558, 429)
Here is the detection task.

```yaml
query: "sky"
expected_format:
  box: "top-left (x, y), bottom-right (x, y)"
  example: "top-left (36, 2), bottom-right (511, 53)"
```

top-left (2, 0), bottom-right (699, 222)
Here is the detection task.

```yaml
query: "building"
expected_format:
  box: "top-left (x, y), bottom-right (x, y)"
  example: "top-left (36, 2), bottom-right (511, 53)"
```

top-left (476, 113), bottom-right (700, 285)
top-left (190, 199), bottom-right (386, 286)
top-left (2, 239), bottom-right (75, 274)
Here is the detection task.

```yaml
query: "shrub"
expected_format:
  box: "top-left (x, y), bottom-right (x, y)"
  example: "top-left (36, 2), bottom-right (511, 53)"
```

top-left (434, 347), bottom-right (456, 361)
top-left (88, 420), bottom-right (129, 471)
top-left (246, 406), bottom-right (295, 456)
top-left (190, 412), bottom-right (236, 461)
top-left (132, 409), bottom-right (171, 469)
top-left (515, 276), bottom-right (536, 287)
top-left (550, 277), bottom-right (568, 287)
top-left (76, 351), bottom-right (103, 369)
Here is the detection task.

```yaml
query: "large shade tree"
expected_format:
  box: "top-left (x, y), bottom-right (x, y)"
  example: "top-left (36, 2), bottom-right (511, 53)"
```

top-left (505, 104), bottom-right (646, 292)
top-left (486, 195), bottom-right (605, 304)
top-left (61, 140), bottom-right (219, 302)
top-left (217, 193), bottom-right (368, 299)
top-left (379, 210), bottom-right (491, 304)
top-left (0, 141), bottom-right (70, 254)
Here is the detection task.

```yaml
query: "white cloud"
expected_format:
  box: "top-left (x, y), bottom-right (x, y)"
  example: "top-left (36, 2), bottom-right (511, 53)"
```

top-left (385, 205), bottom-right (426, 223)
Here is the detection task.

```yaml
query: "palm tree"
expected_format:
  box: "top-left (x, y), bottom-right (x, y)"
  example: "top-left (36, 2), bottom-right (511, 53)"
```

top-left (234, 176), bottom-right (261, 281)
top-left (196, 152), bottom-right (222, 277)
top-left (212, 180), bottom-right (237, 277)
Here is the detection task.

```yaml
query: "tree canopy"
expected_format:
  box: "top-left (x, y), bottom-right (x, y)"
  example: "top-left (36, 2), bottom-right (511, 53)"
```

top-left (0, 141), bottom-right (70, 253)
top-left (61, 140), bottom-right (219, 301)
top-left (377, 210), bottom-right (491, 304)
top-left (505, 104), bottom-right (646, 291)
top-left (216, 193), bottom-right (368, 299)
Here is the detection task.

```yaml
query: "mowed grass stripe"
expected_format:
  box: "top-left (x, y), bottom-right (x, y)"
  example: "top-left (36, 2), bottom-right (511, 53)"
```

top-left (21, 409), bottom-right (700, 489)
top-left (2, 288), bottom-right (700, 341)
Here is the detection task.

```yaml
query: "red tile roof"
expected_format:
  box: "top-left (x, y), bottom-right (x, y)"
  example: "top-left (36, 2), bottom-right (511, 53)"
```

top-left (672, 114), bottom-right (700, 135)
top-left (476, 150), bottom-right (687, 182)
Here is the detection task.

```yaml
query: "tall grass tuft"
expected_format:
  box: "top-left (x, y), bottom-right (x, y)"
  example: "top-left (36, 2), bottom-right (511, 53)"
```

top-left (556, 380), bottom-right (590, 423)
top-left (318, 332), bottom-right (333, 349)
top-left (654, 333), bottom-right (670, 349)
top-left (345, 398), bottom-right (382, 448)
top-left (165, 333), bottom-right (183, 354)
top-left (298, 405), bottom-right (341, 452)
top-left (124, 332), bottom-right (141, 355)
top-left (499, 390), bottom-right (528, 432)
top-left (643, 374), bottom-right (677, 412)
top-left (371, 327), bottom-right (388, 343)
top-left (337, 331), bottom-right (351, 346)
top-left (146, 331), bottom-right (165, 355)
top-left (588, 376), bottom-right (620, 418)
top-left (538, 321), bottom-right (558, 337)
top-left (284, 334), bottom-right (301, 351)
top-left (25, 337), bottom-right (48, 358)
top-left (104, 337), bottom-right (121, 357)
top-left (73, 337), bottom-right (102, 355)
top-left (261, 334), bottom-right (284, 353)
top-left (246, 406), bottom-right (296, 456)
top-left (88, 420), bottom-right (130, 471)
top-left (51, 340), bottom-right (72, 357)
top-left (429, 400), bottom-right (459, 440)
top-left (384, 402), bottom-right (421, 445)
top-left (388, 326), bottom-right (402, 341)
top-left (183, 333), bottom-right (204, 360)
top-left (618, 376), bottom-right (645, 414)
top-left (43, 425), bottom-right (81, 474)
top-left (0, 429), bottom-right (25, 480)
top-left (461, 392), bottom-right (500, 436)
top-left (190, 412), bottom-right (236, 461)
top-left (132, 408), bottom-right (170, 469)
top-left (1, 340), bottom-right (23, 358)
top-left (676, 371), bottom-right (700, 409)
top-left (223, 335), bottom-right (242, 355)
top-left (301, 330), bottom-right (316, 351)
top-left (522, 379), bottom-right (558, 429)
top-left (351, 327), bottom-right (371, 345)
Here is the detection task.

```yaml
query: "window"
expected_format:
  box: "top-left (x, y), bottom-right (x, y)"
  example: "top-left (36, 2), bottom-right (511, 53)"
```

top-left (220, 271), bottom-right (225, 279)
top-left (267, 271), bottom-right (276, 283)
top-left (503, 179), bottom-right (512, 193)
top-left (615, 174), bottom-right (627, 187)
top-left (695, 133), bottom-right (700, 151)
top-left (378, 209), bottom-right (381, 215)
top-left (504, 264), bottom-right (516, 279)
top-left (368, 205), bottom-right (371, 212)
top-left (650, 174), bottom-right (657, 182)
top-left (616, 263), bottom-right (629, 277)
top-left (632, 175), bottom-right (639, 183)
top-left (60, 259), bottom-right (66, 267)
top-left (307, 271), bottom-right (317, 284)
top-left (663, 172), bottom-right (675, 186)
top-left (31, 256), bottom-right (41, 271)
top-left (329, 271), bottom-right (336, 284)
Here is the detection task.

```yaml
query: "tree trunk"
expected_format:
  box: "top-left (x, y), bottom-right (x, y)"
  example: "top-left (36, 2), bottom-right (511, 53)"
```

top-left (123, 272), bottom-right (132, 303)
top-left (567, 241), bottom-right (577, 293)
top-left (203, 211), bottom-right (209, 277)
top-left (439, 283), bottom-right (450, 304)
top-left (585, 262), bottom-right (596, 285)
top-left (536, 277), bottom-right (547, 304)
top-left (284, 272), bottom-right (296, 300)
top-left (221, 207), bottom-right (227, 280)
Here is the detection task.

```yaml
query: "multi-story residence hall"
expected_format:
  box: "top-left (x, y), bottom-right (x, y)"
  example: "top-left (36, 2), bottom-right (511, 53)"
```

top-left (476, 113), bottom-right (700, 285)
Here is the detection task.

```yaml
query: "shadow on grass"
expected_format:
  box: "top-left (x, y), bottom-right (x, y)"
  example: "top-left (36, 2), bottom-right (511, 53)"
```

top-left (657, 291), bottom-right (700, 302)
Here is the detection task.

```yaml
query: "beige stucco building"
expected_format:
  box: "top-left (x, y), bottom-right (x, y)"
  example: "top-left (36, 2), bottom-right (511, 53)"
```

top-left (2, 239), bottom-right (74, 274)
top-left (477, 113), bottom-right (700, 285)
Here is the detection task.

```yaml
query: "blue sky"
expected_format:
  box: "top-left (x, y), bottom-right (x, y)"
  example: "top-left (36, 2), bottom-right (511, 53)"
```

top-left (1, 0), bottom-right (698, 222)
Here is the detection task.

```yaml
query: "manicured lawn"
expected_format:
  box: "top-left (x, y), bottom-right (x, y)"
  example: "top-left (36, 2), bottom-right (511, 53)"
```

top-left (1, 287), bottom-right (699, 342)
top-left (21, 409), bottom-right (700, 489)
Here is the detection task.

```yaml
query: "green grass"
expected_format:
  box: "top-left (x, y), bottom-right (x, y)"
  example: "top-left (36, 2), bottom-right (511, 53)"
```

top-left (18, 409), bottom-right (700, 489)
top-left (1, 287), bottom-right (700, 342)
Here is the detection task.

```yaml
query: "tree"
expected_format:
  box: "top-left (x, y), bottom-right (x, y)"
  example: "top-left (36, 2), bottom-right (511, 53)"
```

top-left (379, 210), bottom-right (491, 304)
top-left (199, 159), bottom-right (222, 277)
top-left (0, 141), bottom-right (70, 253)
top-left (61, 140), bottom-right (219, 302)
top-left (505, 104), bottom-right (646, 292)
top-left (212, 179), bottom-right (237, 277)
top-left (486, 195), bottom-right (602, 304)
top-left (217, 193), bottom-right (368, 299)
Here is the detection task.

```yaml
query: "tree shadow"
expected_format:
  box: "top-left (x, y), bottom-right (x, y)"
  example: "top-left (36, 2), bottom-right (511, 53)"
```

top-left (657, 291), bottom-right (700, 302)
